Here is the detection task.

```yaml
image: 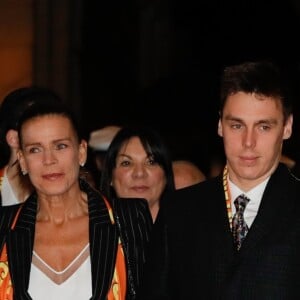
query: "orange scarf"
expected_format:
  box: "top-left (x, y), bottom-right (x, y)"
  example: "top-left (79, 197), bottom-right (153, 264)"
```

top-left (0, 204), bottom-right (22, 300)
top-left (104, 197), bottom-right (127, 300)
top-left (0, 244), bottom-right (13, 300)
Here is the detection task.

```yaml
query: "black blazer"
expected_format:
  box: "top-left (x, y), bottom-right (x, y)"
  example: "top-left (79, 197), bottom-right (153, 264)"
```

top-left (0, 179), bottom-right (153, 300)
top-left (138, 163), bottom-right (300, 299)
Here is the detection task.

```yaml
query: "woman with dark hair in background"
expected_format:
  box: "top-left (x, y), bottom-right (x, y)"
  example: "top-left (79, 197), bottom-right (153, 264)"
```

top-left (100, 126), bottom-right (175, 222)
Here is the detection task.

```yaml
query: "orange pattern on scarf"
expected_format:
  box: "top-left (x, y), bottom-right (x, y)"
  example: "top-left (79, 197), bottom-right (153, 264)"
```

top-left (103, 198), bottom-right (127, 300)
top-left (0, 167), bottom-right (13, 299)
top-left (0, 244), bottom-right (13, 300)
top-left (0, 203), bottom-right (22, 300)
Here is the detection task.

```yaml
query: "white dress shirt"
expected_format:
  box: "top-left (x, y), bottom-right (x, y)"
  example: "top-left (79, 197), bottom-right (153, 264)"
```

top-left (229, 177), bottom-right (270, 228)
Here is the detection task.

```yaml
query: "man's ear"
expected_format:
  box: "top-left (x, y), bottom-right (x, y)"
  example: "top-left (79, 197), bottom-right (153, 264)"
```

top-left (283, 115), bottom-right (293, 140)
top-left (6, 129), bottom-right (19, 148)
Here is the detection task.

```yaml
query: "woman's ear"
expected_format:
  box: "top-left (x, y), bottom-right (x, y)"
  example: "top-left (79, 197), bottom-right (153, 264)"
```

top-left (217, 119), bottom-right (223, 137)
top-left (6, 129), bottom-right (19, 148)
top-left (79, 140), bottom-right (88, 166)
top-left (17, 150), bottom-right (27, 175)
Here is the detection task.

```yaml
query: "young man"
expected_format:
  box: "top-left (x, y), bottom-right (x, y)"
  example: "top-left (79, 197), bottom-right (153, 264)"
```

top-left (138, 61), bottom-right (300, 299)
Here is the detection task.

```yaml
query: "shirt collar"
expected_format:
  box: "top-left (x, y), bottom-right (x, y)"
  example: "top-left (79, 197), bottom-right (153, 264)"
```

top-left (229, 176), bottom-right (270, 207)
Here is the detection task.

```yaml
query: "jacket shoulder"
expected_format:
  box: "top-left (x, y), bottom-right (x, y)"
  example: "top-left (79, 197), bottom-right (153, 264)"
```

top-left (0, 204), bottom-right (23, 248)
top-left (114, 197), bottom-right (152, 221)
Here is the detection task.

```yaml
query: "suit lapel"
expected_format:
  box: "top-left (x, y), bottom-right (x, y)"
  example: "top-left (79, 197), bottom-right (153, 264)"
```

top-left (213, 179), bottom-right (236, 252)
top-left (89, 192), bottom-right (118, 300)
top-left (236, 164), bottom-right (295, 256)
top-left (7, 195), bottom-right (37, 299)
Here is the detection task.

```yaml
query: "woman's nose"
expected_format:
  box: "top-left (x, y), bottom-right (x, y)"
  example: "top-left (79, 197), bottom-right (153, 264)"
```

top-left (43, 149), bottom-right (58, 165)
top-left (132, 164), bottom-right (147, 178)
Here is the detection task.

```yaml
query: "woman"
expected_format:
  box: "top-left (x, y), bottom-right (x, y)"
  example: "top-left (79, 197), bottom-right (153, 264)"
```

top-left (0, 101), bottom-right (152, 299)
top-left (100, 126), bottom-right (175, 222)
top-left (0, 86), bottom-right (62, 206)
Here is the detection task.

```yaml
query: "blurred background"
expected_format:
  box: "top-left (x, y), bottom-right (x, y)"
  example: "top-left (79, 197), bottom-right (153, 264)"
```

top-left (1, 0), bottom-right (300, 175)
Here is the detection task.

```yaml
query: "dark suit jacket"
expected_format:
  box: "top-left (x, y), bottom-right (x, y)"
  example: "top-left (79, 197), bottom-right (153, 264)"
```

top-left (0, 179), bottom-right (153, 300)
top-left (138, 163), bottom-right (300, 299)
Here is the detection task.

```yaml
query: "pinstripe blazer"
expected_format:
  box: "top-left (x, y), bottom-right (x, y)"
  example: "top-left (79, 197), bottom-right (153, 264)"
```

top-left (0, 179), bottom-right (153, 300)
top-left (138, 163), bottom-right (300, 299)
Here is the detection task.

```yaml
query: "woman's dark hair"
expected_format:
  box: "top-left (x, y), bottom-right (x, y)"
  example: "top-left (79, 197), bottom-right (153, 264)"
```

top-left (100, 126), bottom-right (175, 202)
top-left (0, 86), bottom-right (62, 167)
top-left (17, 100), bottom-right (82, 148)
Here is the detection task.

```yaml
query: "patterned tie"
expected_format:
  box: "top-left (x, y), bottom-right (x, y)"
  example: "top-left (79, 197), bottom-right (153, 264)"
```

top-left (232, 194), bottom-right (250, 250)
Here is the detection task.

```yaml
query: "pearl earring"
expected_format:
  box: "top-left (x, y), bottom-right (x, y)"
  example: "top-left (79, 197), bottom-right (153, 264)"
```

top-left (22, 170), bottom-right (28, 175)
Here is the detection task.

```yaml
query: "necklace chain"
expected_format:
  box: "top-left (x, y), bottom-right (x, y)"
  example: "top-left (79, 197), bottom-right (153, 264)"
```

top-left (223, 165), bottom-right (233, 229)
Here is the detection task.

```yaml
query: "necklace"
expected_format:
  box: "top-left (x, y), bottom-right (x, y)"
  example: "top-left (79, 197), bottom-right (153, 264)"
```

top-left (222, 165), bottom-right (233, 229)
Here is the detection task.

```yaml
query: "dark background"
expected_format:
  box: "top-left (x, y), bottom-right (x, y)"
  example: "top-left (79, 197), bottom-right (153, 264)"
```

top-left (79, 0), bottom-right (300, 174)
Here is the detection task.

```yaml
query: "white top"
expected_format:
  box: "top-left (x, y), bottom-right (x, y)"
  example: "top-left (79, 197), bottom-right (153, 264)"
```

top-left (229, 177), bottom-right (270, 228)
top-left (1, 169), bottom-right (19, 206)
top-left (28, 244), bottom-right (92, 300)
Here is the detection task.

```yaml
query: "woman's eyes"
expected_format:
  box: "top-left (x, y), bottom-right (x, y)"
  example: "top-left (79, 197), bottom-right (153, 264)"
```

top-left (147, 158), bottom-right (157, 165)
top-left (27, 143), bottom-right (68, 154)
top-left (120, 160), bottom-right (130, 166)
top-left (118, 158), bottom-right (157, 167)
top-left (28, 147), bottom-right (41, 154)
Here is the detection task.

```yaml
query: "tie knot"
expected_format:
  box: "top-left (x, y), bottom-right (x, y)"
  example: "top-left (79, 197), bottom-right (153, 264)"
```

top-left (234, 194), bottom-right (250, 212)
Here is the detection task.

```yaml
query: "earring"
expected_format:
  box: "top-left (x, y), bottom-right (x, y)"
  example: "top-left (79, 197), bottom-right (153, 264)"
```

top-left (80, 162), bottom-right (85, 167)
top-left (22, 170), bottom-right (28, 175)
